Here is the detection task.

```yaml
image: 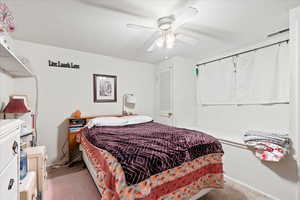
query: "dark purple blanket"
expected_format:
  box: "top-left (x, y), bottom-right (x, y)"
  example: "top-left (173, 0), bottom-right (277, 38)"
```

top-left (83, 122), bottom-right (223, 185)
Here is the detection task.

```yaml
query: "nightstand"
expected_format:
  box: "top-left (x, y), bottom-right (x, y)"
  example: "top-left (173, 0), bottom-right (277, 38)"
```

top-left (20, 171), bottom-right (37, 200)
top-left (68, 118), bottom-right (86, 162)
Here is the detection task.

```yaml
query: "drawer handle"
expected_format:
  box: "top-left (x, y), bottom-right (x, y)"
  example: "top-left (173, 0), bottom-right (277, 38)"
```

top-left (12, 141), bottom-right (18, 155)
top-left (8, 179), bottom-right (15, 190)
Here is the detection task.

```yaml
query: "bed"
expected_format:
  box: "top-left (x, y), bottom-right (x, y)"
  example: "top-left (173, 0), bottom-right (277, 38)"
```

top-left (77, 116), bottom-right (224, 200)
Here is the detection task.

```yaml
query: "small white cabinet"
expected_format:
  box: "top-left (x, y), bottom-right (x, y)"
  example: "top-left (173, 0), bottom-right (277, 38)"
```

top-left (20, 171), bottom-right (37, 200)
top-left (24, 146), bottom-right (47, 194)
top-left (0, 119), bottom-right (23, 200)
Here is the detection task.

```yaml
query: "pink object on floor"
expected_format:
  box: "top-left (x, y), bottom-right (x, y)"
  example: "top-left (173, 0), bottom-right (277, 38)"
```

top-left (44, 169), bottom-right (101, 200)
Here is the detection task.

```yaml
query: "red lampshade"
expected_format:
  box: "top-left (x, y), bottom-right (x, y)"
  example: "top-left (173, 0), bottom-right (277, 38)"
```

top-left (3, 99), bottom-right (30, 114)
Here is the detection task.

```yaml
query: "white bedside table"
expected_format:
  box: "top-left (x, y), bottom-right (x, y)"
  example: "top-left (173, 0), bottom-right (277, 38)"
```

top-left (24, 146), bottom-right (48, 195)
top-left (20, 171), bottom-right (37, 200)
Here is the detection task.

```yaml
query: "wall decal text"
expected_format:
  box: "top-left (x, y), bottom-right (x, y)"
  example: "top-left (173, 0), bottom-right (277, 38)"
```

top-left (48, 60), bottom-right (80, 69)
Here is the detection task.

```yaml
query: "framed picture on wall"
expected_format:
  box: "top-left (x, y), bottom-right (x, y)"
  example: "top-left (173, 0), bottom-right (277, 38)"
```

top-left (93, 74), bottom-right (117, 103)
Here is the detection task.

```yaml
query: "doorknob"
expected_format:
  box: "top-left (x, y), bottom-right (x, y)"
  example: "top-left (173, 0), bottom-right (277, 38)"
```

top-left (8, 179), bottom-right (15, 190)
top-left (12, 141), bottom-right (18, 155)
top-left (168, 113), bottom-right (173, 118)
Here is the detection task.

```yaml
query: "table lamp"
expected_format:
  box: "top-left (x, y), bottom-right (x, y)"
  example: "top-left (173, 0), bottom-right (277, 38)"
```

top-left (3, 98), bottom-right (30, 119)
top-left (122, 94), bottom-right (136, 115)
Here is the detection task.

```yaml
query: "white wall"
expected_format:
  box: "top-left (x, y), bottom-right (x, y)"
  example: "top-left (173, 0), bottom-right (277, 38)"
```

top-left (289, 6), bottom-right (300, 200)
top-left (195, 36), bottom-right (297, 200)
top-left (0, 71), bottom-right (14, 110)
top-left (197, 105), bottom-right (289, 139)
top-left (13, 40), bottom-right (155, 164)
top-left (155, 57), bottom-right (197, 126)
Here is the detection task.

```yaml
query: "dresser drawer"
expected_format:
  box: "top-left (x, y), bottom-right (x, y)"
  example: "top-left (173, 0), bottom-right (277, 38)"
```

top-left (0, 129), bottom-right (19, 172)
top-left (0, 157), bottom-right (18, 200)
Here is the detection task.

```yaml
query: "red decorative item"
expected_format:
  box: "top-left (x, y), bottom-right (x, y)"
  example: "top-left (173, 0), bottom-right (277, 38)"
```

top-left (0, 3), bottom-right (15, 32)
top-left (3, 99), bottom-right (30, 114)
top-left (31, 114), bottom-right (35, 129)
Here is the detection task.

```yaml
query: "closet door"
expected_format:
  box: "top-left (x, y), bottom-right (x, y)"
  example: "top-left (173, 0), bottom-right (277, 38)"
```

top-left (156, 67), bottom-right (174, 125)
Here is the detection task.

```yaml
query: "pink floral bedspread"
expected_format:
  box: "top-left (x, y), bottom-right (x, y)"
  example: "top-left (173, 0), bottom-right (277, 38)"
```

top-left (77, 130), bottom-right (224, 200)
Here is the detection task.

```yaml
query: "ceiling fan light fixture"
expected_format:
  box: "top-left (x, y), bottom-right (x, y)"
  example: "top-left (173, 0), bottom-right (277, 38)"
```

top-left (159, 22), bottom-right (171, 31)
top-left (158, 15), bottom-right (174, 31)
top-left (156, 37), bottom-right (164, 48)
top-left (127, 7), bottom-right (199, 54)
top-left (166, 32), bottom-right (176, 49)
top-left (166, 42), bottom-right (174, 49)
top-left (166, 32), bottom-right (175, 43)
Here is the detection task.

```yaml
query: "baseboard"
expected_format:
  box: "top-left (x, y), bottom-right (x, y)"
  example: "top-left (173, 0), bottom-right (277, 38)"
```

top-left (224, 175), bottom-right (280, 200)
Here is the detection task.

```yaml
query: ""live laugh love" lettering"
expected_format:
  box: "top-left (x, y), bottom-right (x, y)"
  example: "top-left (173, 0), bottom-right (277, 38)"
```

top-left (48, 60), bottom-right (80, 69)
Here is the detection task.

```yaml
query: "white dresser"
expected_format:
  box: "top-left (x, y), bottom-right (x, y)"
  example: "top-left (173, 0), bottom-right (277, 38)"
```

top-left (0, 120), bottom-right (23, 200)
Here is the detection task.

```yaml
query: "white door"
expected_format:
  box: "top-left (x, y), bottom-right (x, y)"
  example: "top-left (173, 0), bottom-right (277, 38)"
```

top-left (156, 66), bottom-right (174, 126)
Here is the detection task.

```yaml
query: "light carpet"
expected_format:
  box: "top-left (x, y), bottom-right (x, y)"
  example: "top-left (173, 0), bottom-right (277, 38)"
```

top-left (45, 169), bottom-right (101, 200)
top-left (45, 166), bottom-right (271, 200)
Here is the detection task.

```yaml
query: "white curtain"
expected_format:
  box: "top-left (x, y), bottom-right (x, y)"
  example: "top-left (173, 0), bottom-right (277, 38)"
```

top-left (197, 42), bottom-right (290, 105)
top-left (235, 51), bottom-right (256, 102)
top-left (198, 57), bottom-right (235, 104)
top-left (236, 43), bottom-right (289, 103)
top-left (236, 45), bottom-right (279, 103)
top-left (276, 42), bottom-right (290, 102)
top-left (249, 45), bottom-right (279, 103)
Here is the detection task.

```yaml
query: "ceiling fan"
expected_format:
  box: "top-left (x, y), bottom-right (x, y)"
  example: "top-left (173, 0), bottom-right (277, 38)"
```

top-left (126, 7), bottom-right (199, 52)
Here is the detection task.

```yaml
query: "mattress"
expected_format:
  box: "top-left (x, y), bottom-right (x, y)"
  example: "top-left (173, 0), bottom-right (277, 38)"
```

top-left (78, 122), bottom-right (224, 199)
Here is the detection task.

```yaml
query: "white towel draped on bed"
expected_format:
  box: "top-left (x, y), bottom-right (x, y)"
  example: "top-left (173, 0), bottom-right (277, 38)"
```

top-left (197, 42), bottom-right (289, 105)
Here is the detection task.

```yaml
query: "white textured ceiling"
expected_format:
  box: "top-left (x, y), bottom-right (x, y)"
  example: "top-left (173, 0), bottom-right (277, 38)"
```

top-left (5, 0), bottom-right (300, 63)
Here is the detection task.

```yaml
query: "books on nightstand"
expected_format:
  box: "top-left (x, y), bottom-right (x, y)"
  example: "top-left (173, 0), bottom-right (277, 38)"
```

top-left (69, 119), bottom-right (85, 126)
top-left (69, 127), bottom-right (82, 132)
top-left (69, 119), bottom-right (86, 132)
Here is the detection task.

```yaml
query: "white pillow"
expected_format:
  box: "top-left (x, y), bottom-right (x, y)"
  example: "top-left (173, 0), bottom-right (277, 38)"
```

top-left (121, 115), bottom-right (153, 125)
top-left (86, 117), bottom-right (128, 129)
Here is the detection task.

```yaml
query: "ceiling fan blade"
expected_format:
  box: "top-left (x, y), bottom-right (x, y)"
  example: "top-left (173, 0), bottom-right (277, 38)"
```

top-left (139, 31), bottom-right (161, 53)
top-left (173, 7), bottom-right (199, 30)
top-left (176, 33), bottom-right (199, 46)
top-left (126, 24), bottom-right (157, 31)
top-left (147, 40), bottom-right (158, 52)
